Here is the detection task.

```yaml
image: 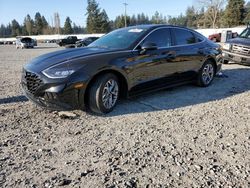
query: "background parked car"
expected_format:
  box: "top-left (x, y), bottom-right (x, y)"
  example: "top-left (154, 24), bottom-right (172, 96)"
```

top-left (4, 41), bottom-right (14, 45)
top-left (75, 37), bottom-right (99, 48)
top-left (16, 37), bottom-right (35, 49)
top-left (222, 25), bottom-right (250, 65)
top-left (208, 32), bottom-right (238, 42)
top-left (32, 39), bottom-right (37, 46)
top-left (44, 39), bottom-right (57, 43)
top-left (56, 36), bottom-right (78, 47)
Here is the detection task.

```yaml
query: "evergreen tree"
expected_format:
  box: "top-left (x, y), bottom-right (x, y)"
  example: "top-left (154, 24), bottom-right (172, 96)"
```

top-left (151, 11), bottom-right (160, 24)
top-left (72, 23), bottom-right (85, 34)
top-left (64, 17), bottom-right (73, 34)
top-left (168, 14), bottom-right (187, 26)
top-left (223, 0), bottom-right (246, 27)
top-left (0, 24), bottom-right (6, 37)
top-left (34, 12), bottom-right (43, 34)
top-left (6, 23), bottom-right (12, 37)
top-left (99, 10), bottom-right (111, 32)
top-left (41, 16), bottom-right (49, 34)
top-left (86, 0), bottom-right (110, 33)
top-left (21, 24), bottom-right (28, 36)
top-left (11, 19), bottom-right (21, 36)
top-left (130, 15), bottom-right (137, 26)
top-left (114, 15), bottom-right (130, 28)
top-left (151, 11), bottom-right (165, 24)
top-left (186, 6), bottom-right (197, 28)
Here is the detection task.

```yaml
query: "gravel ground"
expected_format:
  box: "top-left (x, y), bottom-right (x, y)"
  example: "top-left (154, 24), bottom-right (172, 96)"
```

top-left (0, 44), bottom-right (250, 188)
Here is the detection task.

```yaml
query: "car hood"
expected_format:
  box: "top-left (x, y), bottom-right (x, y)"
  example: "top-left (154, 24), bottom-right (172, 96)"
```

top-left (25, 47), bottom-right (117, 72)
top-left (227, 37), bottom-right (250, 46)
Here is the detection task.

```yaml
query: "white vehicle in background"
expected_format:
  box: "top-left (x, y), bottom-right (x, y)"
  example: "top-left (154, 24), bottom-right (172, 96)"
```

top-left (16, 37), bottom-right (35, 49)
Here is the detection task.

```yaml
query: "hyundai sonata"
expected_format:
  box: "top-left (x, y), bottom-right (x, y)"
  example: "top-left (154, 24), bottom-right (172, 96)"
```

top-left (21, 25), bottom-right (222, 114)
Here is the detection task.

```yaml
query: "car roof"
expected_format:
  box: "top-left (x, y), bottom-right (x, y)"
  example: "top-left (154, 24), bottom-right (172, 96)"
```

top-left (126, 24), bottom-right (192, 30)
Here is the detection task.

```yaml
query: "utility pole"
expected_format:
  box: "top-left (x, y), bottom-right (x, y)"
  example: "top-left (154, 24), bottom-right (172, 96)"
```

top-left (123, 2), bottom-right (128, 27)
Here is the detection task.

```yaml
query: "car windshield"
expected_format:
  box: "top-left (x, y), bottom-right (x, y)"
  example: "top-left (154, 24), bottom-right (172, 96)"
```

top-left (239, 28), bottom-right (250, 38)
top-left (88, 27), bottom-right (148, 49)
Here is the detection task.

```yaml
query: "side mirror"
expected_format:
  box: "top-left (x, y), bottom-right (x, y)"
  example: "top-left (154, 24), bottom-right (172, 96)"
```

top-left (140, 42), bottom-right (157, 54)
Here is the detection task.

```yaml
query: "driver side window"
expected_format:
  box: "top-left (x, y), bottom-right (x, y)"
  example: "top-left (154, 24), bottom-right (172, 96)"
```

top-left (141, 28), bottom-right (172, 48)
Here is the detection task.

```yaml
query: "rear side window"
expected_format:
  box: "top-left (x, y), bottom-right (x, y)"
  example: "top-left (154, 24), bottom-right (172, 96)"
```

top-left (141, 28), bottom-right (172, 48)
top-left (194, 32), bottom-right (205, 42)
top-left (173, 28), bottom-right (196, 45)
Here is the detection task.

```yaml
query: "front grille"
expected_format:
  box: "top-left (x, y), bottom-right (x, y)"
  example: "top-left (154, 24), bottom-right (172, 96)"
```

top-left (23, 71), bottom-right (43, 94)
top-left (232, 44), bottom-right (250, 55)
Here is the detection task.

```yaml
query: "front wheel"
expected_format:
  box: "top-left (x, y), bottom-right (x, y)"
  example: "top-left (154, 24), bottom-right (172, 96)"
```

top-left (88, 73), bottom-right (119, 114)
top-left (197, 60), bottom-right (215, 87)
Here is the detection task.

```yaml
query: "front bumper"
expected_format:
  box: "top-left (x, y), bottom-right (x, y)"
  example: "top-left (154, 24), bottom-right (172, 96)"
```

top-left (222, 50), bottom-right (250, 65)
top-left (21, 70), bottom-right (87, 111)
top-left (22, 87), bottom-right (80, 110)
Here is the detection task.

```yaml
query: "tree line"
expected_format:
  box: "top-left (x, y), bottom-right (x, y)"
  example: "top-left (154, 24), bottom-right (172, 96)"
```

top-left (86, 0), bottom-right (250, 33)
top-left (0, 12), bottom-right (85, 38)
top-left (0, 0), bottom-right (250, 38)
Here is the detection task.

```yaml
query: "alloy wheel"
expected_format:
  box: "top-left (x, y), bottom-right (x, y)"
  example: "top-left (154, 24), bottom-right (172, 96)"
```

top-left (102, 79), bottom-right (119, 109)
top-left (202, 64), bottom-right (214, 85)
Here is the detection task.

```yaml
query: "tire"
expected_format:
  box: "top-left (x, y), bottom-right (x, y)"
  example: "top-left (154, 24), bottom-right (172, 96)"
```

top-left (197, 60), bottom-right (216, 87)
top-left (88, 73), bottom-right (119, 114)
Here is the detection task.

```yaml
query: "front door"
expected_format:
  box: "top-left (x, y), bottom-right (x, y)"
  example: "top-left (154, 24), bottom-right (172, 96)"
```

top-left (126, 28), bottom-right (180, 88)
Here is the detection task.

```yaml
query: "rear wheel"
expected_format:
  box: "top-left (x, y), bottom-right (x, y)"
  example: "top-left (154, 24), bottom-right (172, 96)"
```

top-left (88, 73), bottom-right (119, 114)
top-left (197, 60), bottom-right (215, 87)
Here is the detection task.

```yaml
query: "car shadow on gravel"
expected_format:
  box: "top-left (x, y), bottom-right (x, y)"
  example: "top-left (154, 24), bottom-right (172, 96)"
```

top-left (0, 95), bottom-right (28, 105)
top-left (107, 67), bottom-right (250, 116)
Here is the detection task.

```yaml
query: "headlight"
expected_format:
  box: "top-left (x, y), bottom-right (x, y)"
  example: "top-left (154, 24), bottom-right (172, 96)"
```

top-left (42, 61), bottom-right (84, 79)
top-left (222, 43), bottom-right (231, 50)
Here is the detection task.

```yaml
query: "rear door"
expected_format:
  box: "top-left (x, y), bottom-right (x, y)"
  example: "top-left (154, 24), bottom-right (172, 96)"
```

top-left (171, 28), bottom-right (205, 76)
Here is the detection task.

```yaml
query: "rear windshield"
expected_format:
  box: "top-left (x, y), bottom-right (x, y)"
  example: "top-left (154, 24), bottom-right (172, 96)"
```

top-left (21, 38), bottom-right (32, 43)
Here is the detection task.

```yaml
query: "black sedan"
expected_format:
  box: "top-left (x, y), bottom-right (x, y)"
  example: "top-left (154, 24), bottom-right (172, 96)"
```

top-left (21, 25), bottom-right (222, 114)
